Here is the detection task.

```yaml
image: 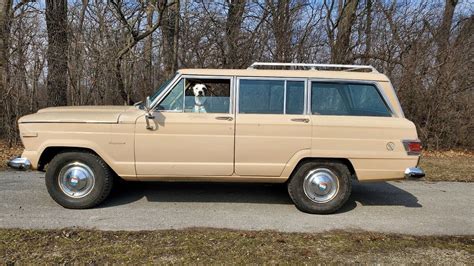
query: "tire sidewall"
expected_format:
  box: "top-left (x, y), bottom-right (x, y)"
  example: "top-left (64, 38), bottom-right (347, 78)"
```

top-left (46, 152), bottom-right (110, 209)
top-left (288, 161), bottom-right (351, 214)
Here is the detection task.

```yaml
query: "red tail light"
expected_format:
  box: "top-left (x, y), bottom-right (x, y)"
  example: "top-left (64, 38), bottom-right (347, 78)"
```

top-left (403, 140), bottom-right (422, 155)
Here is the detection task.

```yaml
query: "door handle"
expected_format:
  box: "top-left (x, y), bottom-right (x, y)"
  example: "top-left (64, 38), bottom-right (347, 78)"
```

top-left (215, 116), bottom-right (233, 121)
top-left (291, 118), bottom-right (310, 123)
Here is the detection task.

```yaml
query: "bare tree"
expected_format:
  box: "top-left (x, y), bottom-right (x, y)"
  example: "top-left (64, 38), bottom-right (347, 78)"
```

top-left (0, 0), bottom-right (472, 149)
top-left (46, 0), bottom-right (68, 106)
top-left (224, 0), bottom-right (245, 68)
top-left (161, 0), bottom-right (179, 78)
top-left (331, 0), bottom-right (359, 63)
top-left (109, 0), bottom-right (168, 104)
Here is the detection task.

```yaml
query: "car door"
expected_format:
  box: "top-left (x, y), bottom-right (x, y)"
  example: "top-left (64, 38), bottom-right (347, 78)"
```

top-left (135, 76), bottom-right (235, 177)
top-left (235, 78), bottom-right (311, 176)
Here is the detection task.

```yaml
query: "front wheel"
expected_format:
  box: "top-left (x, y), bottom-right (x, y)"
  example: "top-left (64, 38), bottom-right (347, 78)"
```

top-left (288, 160), bottom-right (352, 214)
top-left (45, 151), bottom-right (114, 209)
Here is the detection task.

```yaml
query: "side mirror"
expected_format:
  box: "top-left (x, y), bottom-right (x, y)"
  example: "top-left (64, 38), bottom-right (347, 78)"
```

top-left (145, 96), bottom-right (155, 130)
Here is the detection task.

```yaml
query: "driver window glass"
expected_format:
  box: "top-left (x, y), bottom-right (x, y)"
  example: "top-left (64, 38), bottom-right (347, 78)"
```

top-left (156, 79), bottom-right (184, 112)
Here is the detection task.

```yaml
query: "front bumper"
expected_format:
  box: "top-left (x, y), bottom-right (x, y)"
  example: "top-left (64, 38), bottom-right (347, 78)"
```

top-left (405, 167), bottom-right (425, 179)
top-left (7, 157), bottom-right (31, 170)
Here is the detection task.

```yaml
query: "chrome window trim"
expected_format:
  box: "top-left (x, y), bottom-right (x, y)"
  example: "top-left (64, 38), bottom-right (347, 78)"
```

top-left (152, 74), bottom-right (234, 114)
top-left (236, 76), bottom-right (307, 115)
top-left (150, 74), bottom-right (182, 108)
top-left (308, 79), bottom-right (397, 118)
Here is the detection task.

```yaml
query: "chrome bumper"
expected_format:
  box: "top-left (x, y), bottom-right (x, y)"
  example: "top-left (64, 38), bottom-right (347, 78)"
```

top-left (7, 157), bottom-right (31, 170)
top-left (405, 167), bottom-right (425, 179)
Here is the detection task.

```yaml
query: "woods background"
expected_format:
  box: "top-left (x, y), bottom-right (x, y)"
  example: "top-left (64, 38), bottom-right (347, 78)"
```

top-left (0, 0), bottom-right (472, 149)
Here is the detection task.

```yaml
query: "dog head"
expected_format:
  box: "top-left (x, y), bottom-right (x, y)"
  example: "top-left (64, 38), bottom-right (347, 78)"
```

top-left (192, 84), bottom-right (207, 97)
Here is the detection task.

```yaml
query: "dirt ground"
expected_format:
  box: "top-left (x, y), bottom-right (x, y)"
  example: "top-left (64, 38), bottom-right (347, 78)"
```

top-left (0, 228), bottom-right (472, 264)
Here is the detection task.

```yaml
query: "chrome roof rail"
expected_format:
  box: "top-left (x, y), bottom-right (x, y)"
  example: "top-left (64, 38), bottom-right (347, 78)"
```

top-left (247, 62), bottom-right (378, 73)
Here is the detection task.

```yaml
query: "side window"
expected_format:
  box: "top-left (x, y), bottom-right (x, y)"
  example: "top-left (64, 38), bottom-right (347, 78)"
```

top-left (184, 78), bottom-right (231, 113)
top-left (239, 80), bottom-right (284, 114)
top-left (311, 82), bottom-right (391, 117)
top-left (157, 78), bottom-right (231, 113)
top-left (157, 79), bottom-right (184, 112)
top-left (311, 83), bottom-right (349, 115)
top-left (286, 81), bottom-right (305, 114)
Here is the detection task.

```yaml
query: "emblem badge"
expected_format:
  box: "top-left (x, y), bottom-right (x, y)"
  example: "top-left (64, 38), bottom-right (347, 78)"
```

top-left (386, 142), bottom-right (395, 151)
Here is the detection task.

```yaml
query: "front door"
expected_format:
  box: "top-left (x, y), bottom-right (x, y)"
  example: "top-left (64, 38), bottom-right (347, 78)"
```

top-left (135, 76), bottom-right (235, 177)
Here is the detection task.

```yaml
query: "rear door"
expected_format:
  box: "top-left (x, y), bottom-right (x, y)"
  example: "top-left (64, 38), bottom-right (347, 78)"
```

top-left (235, 78), bottom-right (311, 176)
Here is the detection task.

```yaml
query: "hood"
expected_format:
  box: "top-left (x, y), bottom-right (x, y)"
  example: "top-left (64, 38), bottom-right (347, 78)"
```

top-left (19, 106), bottom-right (134, 124)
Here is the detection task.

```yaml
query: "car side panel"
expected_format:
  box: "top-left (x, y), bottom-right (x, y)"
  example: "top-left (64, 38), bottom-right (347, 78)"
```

top-left (310, 116), bottom-right (419, 181)
top-left (234, 114), bottom-right (312, 176)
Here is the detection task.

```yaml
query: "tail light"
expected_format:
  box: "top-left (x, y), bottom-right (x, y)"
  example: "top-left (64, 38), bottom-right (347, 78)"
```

top-left (402, 140), bottom-right (422, 155)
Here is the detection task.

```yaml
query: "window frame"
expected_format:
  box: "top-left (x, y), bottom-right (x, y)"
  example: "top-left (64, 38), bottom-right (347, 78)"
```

top-left (152, 74), bottom-right (235, 114)
top-left (308, 79), bottom-right (396, 117)
top-left (236, 77), bottom-right (307, 115)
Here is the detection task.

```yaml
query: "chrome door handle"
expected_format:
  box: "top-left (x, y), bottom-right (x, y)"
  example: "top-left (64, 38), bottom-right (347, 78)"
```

top-left (215, 116), bottom-right (233, 121)
top-left (291, 118), bottom-right (309, 123)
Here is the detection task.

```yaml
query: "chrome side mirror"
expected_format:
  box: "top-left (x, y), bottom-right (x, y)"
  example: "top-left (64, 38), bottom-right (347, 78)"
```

top-left (145, 96), bottom-right (155, 130)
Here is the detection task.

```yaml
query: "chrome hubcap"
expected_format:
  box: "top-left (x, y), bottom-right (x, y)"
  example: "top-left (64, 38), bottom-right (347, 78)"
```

top-left (58, 162), bottom-right (95, 198)
top-left (303, 168), bottom-right (339, 203)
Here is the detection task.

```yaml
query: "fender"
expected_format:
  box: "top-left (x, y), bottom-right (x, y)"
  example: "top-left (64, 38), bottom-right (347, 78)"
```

top-left (30, 139), bottom-right (137, 180)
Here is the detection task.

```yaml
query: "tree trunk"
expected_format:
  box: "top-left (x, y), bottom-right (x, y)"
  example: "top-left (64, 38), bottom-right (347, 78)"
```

top-left (162, 0), bottom-right (179, 78)
top-left (363, 0), bottom-right (372, 64)
top-left (224, 0), bottom-right (245, 68)
top-left (145, 1), bottom-right (154, 90)
top-left (269, 0), bottom-right (292, 62)
top-left (331, 0), bottom-right (359, 64)
top-left (436, 0), bottom-right (458, 71)
top-left (0, 0), bottom-right (11, 99)
top-left (0, 0), bottom-right (12, 144)
top-left (45, 0), bottom-right (68, 106)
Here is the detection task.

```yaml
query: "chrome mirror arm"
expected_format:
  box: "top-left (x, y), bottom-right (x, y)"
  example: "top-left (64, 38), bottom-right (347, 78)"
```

top-left (144, 96), bottom-right (155, 130)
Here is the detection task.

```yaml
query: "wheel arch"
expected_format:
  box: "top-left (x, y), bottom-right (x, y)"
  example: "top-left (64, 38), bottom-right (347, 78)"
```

top-left (38, 146), bottom-right (116, 175)
top-left (285, 157), bottom-right (357, 182)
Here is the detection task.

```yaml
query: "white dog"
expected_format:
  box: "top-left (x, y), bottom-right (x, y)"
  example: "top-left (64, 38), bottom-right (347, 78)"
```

top-left (191, 83), bottom-right (208, 113)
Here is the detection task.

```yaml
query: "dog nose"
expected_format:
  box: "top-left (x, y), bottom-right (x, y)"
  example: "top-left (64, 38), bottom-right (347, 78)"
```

top-left (198, 91), bottom-right (203, 96)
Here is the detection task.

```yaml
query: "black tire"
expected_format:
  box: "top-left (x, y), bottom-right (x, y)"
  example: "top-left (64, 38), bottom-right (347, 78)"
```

top-left (287, 160), bottom-right (352, 214)
top-left (45, 151), bottom-right (114, 209)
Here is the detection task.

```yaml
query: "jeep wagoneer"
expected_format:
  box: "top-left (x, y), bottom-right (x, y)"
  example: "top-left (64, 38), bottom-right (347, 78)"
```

top-left (9, 62), bottom-right (424, 214)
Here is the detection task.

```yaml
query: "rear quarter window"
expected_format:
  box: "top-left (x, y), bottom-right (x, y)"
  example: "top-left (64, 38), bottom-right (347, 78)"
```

top-left (311, 82), bottom-right (392, 117)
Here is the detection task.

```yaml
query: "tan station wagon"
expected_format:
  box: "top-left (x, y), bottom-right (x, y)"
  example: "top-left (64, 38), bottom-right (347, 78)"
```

top-left (8, 62), bottom-right (425, 214)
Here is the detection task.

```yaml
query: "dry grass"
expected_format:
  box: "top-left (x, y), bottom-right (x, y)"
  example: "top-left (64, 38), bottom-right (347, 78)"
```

top-left (0, 228), bottom-right (472, 264)
top-left (420, 156), bottom-right (473, 182)
top-left (1, 140), bottom-right (472, 181)
top-left (0, 141), bottom-right (23, 169)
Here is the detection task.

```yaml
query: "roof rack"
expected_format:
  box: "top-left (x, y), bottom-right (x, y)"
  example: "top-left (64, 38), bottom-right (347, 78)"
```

top-left (247, 62), bottom-right (378, 73)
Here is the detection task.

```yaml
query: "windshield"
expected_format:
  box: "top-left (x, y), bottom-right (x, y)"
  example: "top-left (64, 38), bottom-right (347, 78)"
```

top-left (149, 74), bottom-right (177, 102)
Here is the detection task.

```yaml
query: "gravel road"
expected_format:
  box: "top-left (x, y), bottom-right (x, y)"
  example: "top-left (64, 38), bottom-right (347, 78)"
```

top-left (0, 170), bottom-right (472, 235)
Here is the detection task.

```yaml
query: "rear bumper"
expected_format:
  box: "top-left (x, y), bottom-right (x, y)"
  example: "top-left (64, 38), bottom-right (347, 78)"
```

top-left (7, 157), bottom-right (31, 170)
top-left (404, 167), bottom-right (425, 179)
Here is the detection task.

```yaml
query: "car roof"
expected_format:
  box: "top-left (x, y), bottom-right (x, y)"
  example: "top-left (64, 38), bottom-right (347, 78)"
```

top-left (177, 68), bottom-right (390, 82)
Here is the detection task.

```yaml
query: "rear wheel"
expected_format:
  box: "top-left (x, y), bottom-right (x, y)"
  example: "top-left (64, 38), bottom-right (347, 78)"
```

top-left (45, 151), bottom-right (114, 209)
top-left (288, 160), bottom-right (352, 214)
